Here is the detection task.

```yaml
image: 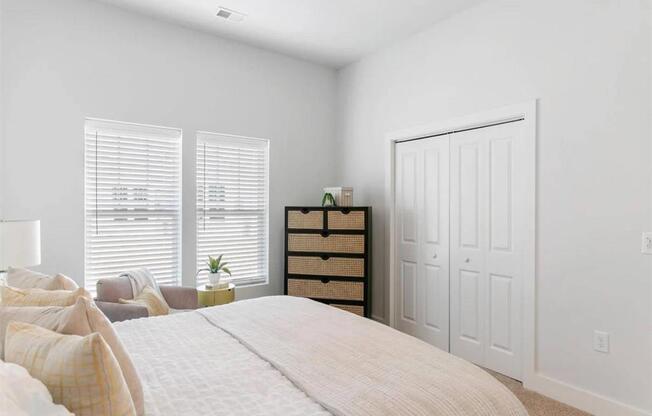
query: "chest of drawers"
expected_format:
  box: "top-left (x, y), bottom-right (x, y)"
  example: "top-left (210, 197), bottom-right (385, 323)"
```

top-left (284, 207), bottom-right (371, 317)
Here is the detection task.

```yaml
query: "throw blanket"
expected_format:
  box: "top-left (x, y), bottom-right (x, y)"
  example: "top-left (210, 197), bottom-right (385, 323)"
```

top-left (198, 296), bottom-right (528, 416)
top-left (119, 268), bottom-right (159, 298)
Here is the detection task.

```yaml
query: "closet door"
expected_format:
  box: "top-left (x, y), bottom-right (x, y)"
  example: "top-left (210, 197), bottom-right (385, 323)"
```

top-left (450, 122), bottom-right (523, 380)
top-left (395, 137), bottom-right (450, 351)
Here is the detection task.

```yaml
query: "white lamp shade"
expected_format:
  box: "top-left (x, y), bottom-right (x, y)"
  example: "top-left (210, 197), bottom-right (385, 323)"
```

top-left (0, 220), bottom-right (41, 270)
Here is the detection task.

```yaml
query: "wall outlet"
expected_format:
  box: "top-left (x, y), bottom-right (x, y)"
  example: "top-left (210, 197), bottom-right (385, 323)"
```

top-left (593, 331), bottom-right (609, 353)
top-left (642, 232), bottom-right (652, 254)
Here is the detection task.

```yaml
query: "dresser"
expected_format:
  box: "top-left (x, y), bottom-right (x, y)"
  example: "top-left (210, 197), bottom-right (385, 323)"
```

top-left (284, 207), bottom-right (371, 317)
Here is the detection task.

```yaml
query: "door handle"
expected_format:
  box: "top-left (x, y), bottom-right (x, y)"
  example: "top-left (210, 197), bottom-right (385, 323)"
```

top-left (432, 253), bottom-right (438, 259)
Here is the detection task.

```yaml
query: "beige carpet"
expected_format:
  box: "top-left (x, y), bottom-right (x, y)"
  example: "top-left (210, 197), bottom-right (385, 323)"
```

top-left (488, 370), bottom-right (591, 416)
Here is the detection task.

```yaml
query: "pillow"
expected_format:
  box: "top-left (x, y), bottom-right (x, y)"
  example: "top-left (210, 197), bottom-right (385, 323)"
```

top-left (7, 267), bottom-right (79, 290)
top-left (0, 298), bottom-right (145, 416)
top-left (119, 286), bottom-right (169, 316)
top-left (0, 286), bottom-right (90, 307)
top-left (5, 322), bottom-right (136, 416)
top-left (0, 359), bottom-right (73, 416)
top-left (0, 300), bottom-right (90, 359)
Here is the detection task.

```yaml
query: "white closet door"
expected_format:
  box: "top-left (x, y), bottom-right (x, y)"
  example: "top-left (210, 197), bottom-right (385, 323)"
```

top-left (450, 122), bottom-right (523, 380)
top-left (395, 137), bottom-right (450, 351)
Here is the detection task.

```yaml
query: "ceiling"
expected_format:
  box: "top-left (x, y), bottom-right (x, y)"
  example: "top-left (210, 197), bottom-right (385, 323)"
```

top-left (95, 0), bottom-right (484, 68)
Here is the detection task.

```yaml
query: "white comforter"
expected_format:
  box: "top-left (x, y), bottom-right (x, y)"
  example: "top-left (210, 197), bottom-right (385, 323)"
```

top-left (116, 296), bottom-right (527, 416)
top-left (115, 311), bottom-right (330, 416)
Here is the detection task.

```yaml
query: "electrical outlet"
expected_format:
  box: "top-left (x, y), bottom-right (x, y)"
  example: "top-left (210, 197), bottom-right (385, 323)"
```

top-left (642, 232), bottom-right (652, 254)
top-left (593, 331), bottom-right (609, 353)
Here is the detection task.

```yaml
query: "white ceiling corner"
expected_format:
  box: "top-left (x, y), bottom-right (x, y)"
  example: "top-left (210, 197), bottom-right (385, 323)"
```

top-left (95, 0), bottom-right (485, 68)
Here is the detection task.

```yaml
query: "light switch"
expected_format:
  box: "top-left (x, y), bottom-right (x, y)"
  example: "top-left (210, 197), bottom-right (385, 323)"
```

top-left (642, 232), bottom-right (652, 255)
top-left (593, 331), bottom-right (609, 353)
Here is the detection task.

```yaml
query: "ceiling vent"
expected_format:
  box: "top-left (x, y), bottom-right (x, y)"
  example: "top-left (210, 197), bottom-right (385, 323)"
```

top-left (216, 7), bottom-right (246, 22)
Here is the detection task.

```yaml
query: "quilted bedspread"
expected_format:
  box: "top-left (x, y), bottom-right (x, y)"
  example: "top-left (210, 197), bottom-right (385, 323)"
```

top-left (116, 296), bottom-right (528, 416)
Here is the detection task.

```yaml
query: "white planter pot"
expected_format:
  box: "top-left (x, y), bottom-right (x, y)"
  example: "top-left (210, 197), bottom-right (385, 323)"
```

top-left (208, 271), bottom-right (221, 286)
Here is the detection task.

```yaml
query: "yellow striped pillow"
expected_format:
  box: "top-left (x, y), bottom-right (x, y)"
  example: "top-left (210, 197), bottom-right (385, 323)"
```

top-left (0, 297), bottom-right (145, 416)
top-left (0, 286), bottom-right (91, 307)
top-left (5, 321), bottom-right (136, 416)
top-left (119, 286), bottom-right (169, 316)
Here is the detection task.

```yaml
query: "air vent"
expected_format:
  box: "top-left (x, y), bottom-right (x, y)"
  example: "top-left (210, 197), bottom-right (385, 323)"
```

top-left (216, 7), bottom-right (246, 22)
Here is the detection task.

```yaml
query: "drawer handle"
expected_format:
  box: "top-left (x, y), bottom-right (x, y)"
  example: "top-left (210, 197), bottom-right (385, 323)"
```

top-left (341, 208), bottom-right (351, 214)
top-left (320, 231), bottom-right (330, 238)
top-left (320, 278), bottom-right (330, 284)
top-left (300, 208), bottom-right (310, 214)
top-left (320, 255), bottom-right (330, 261)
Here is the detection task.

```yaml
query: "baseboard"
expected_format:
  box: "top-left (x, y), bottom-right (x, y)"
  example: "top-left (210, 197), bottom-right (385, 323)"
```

top-left (526, 373), bottom-right (651, 416)
top-left (371, 314), bottom-right (387, 325)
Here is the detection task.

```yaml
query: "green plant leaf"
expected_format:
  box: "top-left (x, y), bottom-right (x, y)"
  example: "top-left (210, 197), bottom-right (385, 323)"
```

top-left (221, 266), bottom-right (232, 276)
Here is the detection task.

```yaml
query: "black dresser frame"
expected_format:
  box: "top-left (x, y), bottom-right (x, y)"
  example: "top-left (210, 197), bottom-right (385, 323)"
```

top-left (284, 206), bottom-right (372, 317)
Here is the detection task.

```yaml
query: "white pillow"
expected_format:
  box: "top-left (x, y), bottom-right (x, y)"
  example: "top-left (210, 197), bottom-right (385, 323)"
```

top-left (0, 359), bottom-right (73, 416)
top-left (7, 268), bottom-right (78, 291)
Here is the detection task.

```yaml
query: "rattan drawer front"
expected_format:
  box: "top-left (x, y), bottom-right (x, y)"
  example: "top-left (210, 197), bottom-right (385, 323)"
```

top-left (331, 303), bottom-right (364, 316)
top-left (287, 210), bottom-right (323, 229)
top-left (288, 233), bottom-right (364, 254)
top-left (327, 210), bottom-right (365, 230)
top-left (287, 279), bottom-right (364, 301)
top-left (287, 256), bottom-right (364, 277)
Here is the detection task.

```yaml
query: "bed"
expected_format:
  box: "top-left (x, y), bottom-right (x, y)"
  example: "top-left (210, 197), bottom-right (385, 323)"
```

top-left (114, 296), bottom-right (528, 416)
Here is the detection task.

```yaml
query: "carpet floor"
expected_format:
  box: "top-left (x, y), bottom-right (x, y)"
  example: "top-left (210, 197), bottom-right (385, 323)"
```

top-left (489, 370), bottom-right (591, 416)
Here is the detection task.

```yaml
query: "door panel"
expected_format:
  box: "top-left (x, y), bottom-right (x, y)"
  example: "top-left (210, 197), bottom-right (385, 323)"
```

top-left (395, 120), bottom-right (524, 380)
top-left (489, 139), bottom-right (512, 252)
top-left (396, 148), bottom-right (419, 335)
top-left (395, 137), bottom-right (449, 351)
top-left (459, 270), bottom-right (480, 341)
top-left (485, 127), bottom-right (522, 380)
top-left (401, 261), bottom-right (417, 322)
top-left (400, 153), bottom-right (418, 243)
top-left (450, 131), bottom-right (486, 364)
top-left (424, 265), bottom-right (441, 329)
top-left (450, 122), bottom-right (523, 380)
top-left (459, 144), bottom-right (480, 249)
top-left (489, 273), bottom-right (513, 351)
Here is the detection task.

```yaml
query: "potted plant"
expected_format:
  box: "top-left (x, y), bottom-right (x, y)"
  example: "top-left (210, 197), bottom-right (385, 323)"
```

top-left (322, 192), bottom-right (337, 207)
top-left (201, 255), bottom-right (232, 286)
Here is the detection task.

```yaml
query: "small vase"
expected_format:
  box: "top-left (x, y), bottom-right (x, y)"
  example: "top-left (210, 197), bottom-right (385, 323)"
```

top-left (208, 271), bottom-right (221, 286)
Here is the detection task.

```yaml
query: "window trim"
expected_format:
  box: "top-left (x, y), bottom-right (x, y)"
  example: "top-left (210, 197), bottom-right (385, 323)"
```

top-left (84, 118), bottom-right (183, 294)
top-left (195, 131), bottom-right (270, 287)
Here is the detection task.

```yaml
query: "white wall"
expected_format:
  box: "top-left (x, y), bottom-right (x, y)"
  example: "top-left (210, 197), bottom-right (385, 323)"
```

top-left (0, 1), bottom-right (3, 219)
top-left (0, 0), bottom-right (337, 298)
top-left (335, 0), bottom-right (651, 414)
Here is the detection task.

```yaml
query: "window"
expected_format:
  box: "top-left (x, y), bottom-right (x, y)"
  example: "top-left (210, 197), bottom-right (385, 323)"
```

top-left (196, 132), bottom-right (269, 286)
top-left (84, 119), bottom-right (182, 294)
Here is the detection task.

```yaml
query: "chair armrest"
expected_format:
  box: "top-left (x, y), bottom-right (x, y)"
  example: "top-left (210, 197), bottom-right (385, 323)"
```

top-left (95, 301), bottom-right (149, 322)
top-left (159, 286), bottom-right (198, 310)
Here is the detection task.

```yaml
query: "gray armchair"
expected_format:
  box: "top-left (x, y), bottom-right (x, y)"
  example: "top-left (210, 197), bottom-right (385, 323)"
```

top-left (95, 276), bottom-right (198, 322)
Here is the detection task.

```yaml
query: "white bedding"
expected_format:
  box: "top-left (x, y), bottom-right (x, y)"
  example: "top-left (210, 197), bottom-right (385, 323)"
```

top-left (115, 311), bottom-right (330, 416)
top-left (116, 296), bottom-right (527, 416)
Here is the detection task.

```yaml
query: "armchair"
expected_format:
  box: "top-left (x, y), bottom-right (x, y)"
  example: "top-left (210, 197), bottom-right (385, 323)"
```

top-left (95, 276), bottom-right (198, 322)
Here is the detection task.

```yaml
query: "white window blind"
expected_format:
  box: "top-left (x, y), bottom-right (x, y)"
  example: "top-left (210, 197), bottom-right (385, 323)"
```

top-left (84, 119), bottom-right (182, 294)
top-left (196, 132), bottom-right (269, 286)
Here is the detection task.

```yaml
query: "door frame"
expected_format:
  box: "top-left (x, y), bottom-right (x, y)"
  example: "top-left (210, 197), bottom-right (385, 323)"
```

top-left (384, 100), bottom-right (537, 386)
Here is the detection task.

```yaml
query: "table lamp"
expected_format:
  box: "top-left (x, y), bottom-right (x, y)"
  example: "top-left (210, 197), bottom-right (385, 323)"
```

top-left (0, 220), bottom-right (41, 277)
